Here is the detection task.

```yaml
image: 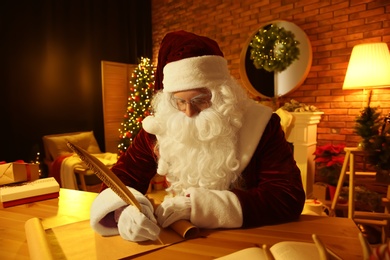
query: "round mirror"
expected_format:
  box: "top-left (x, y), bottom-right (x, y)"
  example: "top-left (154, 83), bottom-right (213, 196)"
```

top-left (240, 20), bottom-right (312, 99)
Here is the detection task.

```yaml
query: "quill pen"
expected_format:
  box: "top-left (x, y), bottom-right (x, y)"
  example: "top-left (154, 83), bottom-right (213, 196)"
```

top-left (67, 141), bottom-right (199, 240)
top-left (66, 141), bottom-right (141, 210)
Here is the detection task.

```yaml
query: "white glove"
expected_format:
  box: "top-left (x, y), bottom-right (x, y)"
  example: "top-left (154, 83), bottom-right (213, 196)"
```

top-left (155, 196), bottom-right (191, 228)
top-left (187, 187), bottom-right (243, 229)
top-left (117, 204), bottom-right (160, 242)
top-left (90, 187), bottom-right (160, 242)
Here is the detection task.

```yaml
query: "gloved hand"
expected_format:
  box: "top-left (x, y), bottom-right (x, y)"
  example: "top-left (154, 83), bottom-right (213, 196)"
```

top-left (186, 187), bottom-right (243, 229)
top-left (90, 187), bottom-right (160, 242)
top-left (155, 196), bottom-right (191, 228)
top-left (117, 203), bottom-right (160, 242)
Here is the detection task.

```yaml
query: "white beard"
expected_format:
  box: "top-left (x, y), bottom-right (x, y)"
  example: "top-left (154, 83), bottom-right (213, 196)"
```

top-left (148, 83), bottom-right (247, 196)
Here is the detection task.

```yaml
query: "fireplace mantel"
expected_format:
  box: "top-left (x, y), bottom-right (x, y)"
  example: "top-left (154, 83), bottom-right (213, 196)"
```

top-left (285, 111), bottom-right (324, 198)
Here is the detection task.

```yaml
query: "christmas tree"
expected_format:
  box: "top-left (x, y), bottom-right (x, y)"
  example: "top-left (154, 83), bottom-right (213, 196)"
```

top-left (118, 57), bottom-right (155, 154)
top-left (355, 106), bottom-right (390, 171)
top-left (354, 106), bottom-right (381, 148)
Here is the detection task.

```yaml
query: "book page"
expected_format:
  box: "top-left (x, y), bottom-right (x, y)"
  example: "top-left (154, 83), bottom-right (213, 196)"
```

top-left (271, 241), bottom-right (342, 260)
top-left (270, 241), bottom-right (319, 260)
top-left (215, 247), bottom-right (268, 259)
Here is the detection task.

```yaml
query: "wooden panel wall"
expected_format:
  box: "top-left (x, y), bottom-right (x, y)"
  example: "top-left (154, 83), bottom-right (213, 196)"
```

top-left (101, 61), bottom-right (136, 153)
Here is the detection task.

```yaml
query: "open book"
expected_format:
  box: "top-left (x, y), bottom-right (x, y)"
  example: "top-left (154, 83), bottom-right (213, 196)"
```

top-left (216, 235), bottom-right (342, 260)
top-left (66, 141), bottom-right (199, 239)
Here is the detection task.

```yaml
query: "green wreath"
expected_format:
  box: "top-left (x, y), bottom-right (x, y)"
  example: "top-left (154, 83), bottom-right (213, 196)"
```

top-left (249, 24), bottom-right (300, 72)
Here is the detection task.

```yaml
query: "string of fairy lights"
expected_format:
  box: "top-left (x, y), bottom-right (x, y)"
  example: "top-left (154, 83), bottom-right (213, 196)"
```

top-left (118, 57), bottom-right (155, 154)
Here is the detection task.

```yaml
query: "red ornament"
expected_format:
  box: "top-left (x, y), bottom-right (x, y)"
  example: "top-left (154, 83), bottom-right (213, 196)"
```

top-left (125, 132), bottom-right (132, 138)
top-left (136, 117), bottom-right (143, 123)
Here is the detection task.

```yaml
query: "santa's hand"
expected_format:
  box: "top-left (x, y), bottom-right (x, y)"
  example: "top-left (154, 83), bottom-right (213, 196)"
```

top-left (155, 196), bottom-right (191, 228)
top-left (186, 187), bottom-right (243, 229)
top-left (117, 204), bottom-right (160, 242)
top-left (90, 187), bottom-right (160, 241)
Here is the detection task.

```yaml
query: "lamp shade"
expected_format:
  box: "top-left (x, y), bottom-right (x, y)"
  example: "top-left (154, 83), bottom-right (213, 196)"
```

top-left (343, 42), bottom-right (390, 90)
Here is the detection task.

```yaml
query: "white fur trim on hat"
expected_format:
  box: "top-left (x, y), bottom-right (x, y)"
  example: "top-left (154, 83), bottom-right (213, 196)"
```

top-left (162, 55), bottom-right (230, 92)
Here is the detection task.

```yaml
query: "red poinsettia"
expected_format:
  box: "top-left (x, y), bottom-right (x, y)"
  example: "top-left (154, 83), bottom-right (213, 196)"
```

top-left (313, 144), bottom-right (346, 186)
top-left (314, 144), bottom-right (345, 168)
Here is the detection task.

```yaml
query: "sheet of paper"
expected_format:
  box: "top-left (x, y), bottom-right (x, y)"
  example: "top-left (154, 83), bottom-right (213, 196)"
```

top-left (26, 217), bottom-right (186, 260)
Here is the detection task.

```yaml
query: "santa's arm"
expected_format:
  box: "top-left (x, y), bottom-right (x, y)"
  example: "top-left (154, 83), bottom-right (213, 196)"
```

top-left (101, 129), bottom-right (158, 194)
top-left (231, 114), bottom-right (305, 227)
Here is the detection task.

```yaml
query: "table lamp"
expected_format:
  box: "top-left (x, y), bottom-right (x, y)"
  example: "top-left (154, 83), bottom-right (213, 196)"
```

top-left (342, 42), bottom-right (390, 107)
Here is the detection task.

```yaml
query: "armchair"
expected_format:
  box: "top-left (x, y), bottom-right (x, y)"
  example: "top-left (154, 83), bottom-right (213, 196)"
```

top-left (42, 131), bottom-right (109, 192)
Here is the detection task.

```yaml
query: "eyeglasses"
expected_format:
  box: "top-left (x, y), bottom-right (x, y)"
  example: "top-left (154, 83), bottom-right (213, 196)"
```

top-left (171, 93), bottom-right (212, 112)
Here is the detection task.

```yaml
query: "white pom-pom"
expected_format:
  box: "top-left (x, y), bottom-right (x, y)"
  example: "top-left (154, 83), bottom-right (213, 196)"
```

top-left (157, 159), bottom-right (169, 175)
top-left (142, 116), bottom-right (162, 135)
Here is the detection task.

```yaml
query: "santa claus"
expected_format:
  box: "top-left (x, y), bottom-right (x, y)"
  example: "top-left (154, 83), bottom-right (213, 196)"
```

top-left (90, 30), bottom-right (305, 242)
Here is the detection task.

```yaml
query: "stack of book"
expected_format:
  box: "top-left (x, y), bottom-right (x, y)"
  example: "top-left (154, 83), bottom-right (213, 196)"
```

top-left (0, 177), bottom-right (60, 208)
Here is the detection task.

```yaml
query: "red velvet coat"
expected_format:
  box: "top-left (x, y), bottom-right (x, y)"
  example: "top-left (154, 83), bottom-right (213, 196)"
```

top-left (106, 113), bottom-right (305, 228)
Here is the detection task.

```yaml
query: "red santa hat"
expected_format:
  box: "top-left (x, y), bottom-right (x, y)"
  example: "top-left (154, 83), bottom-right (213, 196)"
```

top-left (154, 30), bottom-right (231, 92)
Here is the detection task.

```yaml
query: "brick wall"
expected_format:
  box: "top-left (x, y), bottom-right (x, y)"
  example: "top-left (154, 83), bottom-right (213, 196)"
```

top-left (151, 0), bottom-right (390, 168)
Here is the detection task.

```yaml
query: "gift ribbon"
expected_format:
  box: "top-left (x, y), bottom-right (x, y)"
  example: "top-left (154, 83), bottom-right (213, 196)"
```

top-left (13, 160), bottom-right (33, 181)
top-left (0, 160), bottom-right (33, 180)
top-left (25, 164), bottom-right (32, 181)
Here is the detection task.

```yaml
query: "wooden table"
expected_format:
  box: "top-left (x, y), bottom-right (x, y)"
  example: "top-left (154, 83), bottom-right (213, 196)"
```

top-left (0, 189), bottom-right (364, 259)
top-left (135, 216), bottom-right (364, 260)
top-left (0, 188), bottom-right (97, 260)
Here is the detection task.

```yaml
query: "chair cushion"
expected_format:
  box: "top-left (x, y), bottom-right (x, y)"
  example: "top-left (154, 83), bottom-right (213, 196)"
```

top-left (43, 131), bottom-right (101, 161)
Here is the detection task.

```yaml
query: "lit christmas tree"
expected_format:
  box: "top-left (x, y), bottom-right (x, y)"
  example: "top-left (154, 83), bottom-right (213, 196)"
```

top-left (355, 106), bottom-right (381, 144)
top-left (118, 57), bottom-right (155, 154)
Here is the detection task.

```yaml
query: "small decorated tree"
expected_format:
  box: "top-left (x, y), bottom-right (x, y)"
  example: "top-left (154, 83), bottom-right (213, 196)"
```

top-left (118, 57), bottom-right (155, 155)
top-left (360, 111), bottom-right (390, 182)
top-left (354, 106), bottom-right (381, 149)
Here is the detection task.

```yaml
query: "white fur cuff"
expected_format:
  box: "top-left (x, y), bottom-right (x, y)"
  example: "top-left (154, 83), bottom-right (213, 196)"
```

top-left (162, 55), bottom-right (230, 93)
top-left (187, 187), bottom-right (243, 229)
top-left (90, 187), bottom-right (150, 236)
top-left (90, 188), bottom-right (127, 236)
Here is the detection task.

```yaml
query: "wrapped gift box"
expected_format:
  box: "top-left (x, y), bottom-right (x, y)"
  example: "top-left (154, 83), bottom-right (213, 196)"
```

top-left (0, 177), bottom-right (59, 207)
top-left (0, 162), bottom-right (40, 185)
